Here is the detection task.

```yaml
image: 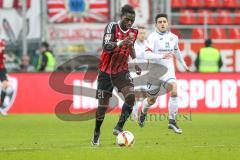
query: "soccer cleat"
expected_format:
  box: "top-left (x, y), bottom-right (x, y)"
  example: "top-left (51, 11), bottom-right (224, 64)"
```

top-left (91, 130), bottom-right (100, 146)
top-left (0, 107), bottom-right (7, 116)
top-left (138, 112), bottom-right (147, 128)
top-left (168, 119), bottom-right (182, 134)
top-left (113, 126), bottom-right (123, 136)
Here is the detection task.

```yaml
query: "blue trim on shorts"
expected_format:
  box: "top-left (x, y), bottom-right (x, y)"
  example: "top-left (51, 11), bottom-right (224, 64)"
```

top-left (163, 78), bottom-right (176, 89)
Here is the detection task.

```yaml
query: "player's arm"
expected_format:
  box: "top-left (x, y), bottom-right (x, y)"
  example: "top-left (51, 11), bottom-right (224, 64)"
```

top-left (102, 23), bottom-right (133, 51)
top-left (102, 23), bottom-right (117, 51)
top-left (174, 37), bottom-right (191, 72)
top-left (144, 35), bottom-right (164, 59)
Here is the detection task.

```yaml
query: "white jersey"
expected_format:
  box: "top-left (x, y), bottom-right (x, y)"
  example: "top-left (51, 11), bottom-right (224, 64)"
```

top-left (132, 39), bottom-right (148, 91)
top-left (145, 30), bottom-right (180, 81)
top-left (134, 39), bottom-right (147, 60)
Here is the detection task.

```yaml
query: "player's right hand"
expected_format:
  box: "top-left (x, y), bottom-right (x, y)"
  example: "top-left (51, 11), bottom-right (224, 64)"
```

top-left (122, 36), bottom-right (134, 45)
top-left (135, 65), bottom-right (142, 75)
top-left (163, 53), bottom-right (173, 59)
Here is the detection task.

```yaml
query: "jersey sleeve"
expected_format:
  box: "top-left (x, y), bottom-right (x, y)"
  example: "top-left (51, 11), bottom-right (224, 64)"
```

top-left (174, 36), bottom-right (179, 51)
top-left (102, 23), bottom-right (117, 51)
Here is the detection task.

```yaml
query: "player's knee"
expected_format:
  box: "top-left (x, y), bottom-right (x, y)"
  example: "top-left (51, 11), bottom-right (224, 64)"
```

top-left (170, 83), bottom-right (177, 96)
top-left (96, 105), bottom-right (108, 120)
top-left (98, 97), bottom-right (109, 106)
top-left (125, 94), bottom-right (135, 106)
top-left (166, 82), bottom-right (177, 92)
top-left (170, 91), bottom-right (178, 97)
top-left (147, 97), bottom-right (156, 105)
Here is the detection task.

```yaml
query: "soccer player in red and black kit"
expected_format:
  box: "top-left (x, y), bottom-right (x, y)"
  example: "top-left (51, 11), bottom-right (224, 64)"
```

top-left (92, 4), bottom-right (141, 146)
top-left (0, 39), bottom-right (14, 115)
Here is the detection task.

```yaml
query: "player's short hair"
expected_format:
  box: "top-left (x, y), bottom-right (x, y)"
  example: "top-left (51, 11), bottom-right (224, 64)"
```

top-left (121, 4), bottom-right (135, 16)
top-left (155, 13), bottom-right (168, 23)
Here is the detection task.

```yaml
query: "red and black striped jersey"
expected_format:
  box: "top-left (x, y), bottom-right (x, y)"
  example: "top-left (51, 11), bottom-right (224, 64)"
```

top-left (98, 22), bottom-right (138, 74)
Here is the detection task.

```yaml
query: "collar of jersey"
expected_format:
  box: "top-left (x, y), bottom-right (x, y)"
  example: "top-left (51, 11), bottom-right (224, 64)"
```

top-left (156, 30), bottom-right (168, 36)
top-left (118, 21), bottom-right (129, 33)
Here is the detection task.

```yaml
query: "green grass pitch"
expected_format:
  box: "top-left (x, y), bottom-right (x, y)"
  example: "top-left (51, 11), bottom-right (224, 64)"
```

top-left (0, 113), bottom-right (240, 160)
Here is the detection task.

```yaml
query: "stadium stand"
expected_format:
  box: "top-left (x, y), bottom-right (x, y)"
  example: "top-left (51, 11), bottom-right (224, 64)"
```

top-left (171, 0), bottom-right (185, 8)
top-left (179, 9), bottom-right (197, 24)
top-left (186, 0), bottom-right (204, 8)
top-left (204, 0), bottom-right (222, 8)
top-left (192, 28), bottom-right (205, 39)
top-left (171, 0), bottom-right (240, 39)
top-left (216, 10), bottom-right (233, 25)
top-left (235, 10), bottom-right (240, 24)
top-left (229, 28), bottom-right (240, 39)
top-left (222, 0), bottom-right (239, 8)
top-left (198, 9), bottom-right (215, 24)
top-left (210, 28), bottom-right (227, 39)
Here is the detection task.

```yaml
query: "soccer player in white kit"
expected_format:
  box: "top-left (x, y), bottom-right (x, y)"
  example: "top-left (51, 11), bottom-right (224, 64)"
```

top-left (131, 26), bottom-right (148, 121)
top-left (138, 14), bottom-right (190, 134)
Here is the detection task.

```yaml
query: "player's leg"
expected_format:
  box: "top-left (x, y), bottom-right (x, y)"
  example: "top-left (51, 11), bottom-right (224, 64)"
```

top-left (138, 96), bottom-right (157, 127)
top-left (138, 81), bottom-right (161, 127)
top-left (113, 85), bottom-right (135, 135)
top-left (92, 95), bottom-right (110, 145)
top-left (164, 80), bottom-right (182, 134)
top-left (132, 90), bottom-right (141, 121)
top-left (92, 71), bottom-right (113, 146)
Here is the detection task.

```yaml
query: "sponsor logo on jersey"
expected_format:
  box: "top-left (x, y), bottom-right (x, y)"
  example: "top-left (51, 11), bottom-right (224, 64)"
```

top-left (105, 34), bottom-right (111, 41)
top-left (165, 42), bottom-right (170, 48)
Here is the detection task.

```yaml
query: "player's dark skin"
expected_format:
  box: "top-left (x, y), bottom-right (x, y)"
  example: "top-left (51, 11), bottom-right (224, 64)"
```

top-left (119, 13), bottom-right (141, 75)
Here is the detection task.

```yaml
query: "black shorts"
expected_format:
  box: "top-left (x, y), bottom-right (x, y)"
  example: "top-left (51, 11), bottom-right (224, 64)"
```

top-left (0, 68), bottom-right (7, 81)
top-left (96, 70), bottom-right (134, 99)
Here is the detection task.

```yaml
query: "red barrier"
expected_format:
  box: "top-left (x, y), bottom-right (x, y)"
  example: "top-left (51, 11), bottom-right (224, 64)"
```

top-left (6, 72), bottom-right (240, 114)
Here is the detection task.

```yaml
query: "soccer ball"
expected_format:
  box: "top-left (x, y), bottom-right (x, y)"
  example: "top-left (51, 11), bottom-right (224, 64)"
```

top-left (116, 131), bottom-right (135, 147)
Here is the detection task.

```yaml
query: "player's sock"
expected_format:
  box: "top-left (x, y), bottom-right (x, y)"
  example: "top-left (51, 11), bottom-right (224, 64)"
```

top-left (168, 96), bottom-right (178, 121)
top-left (138, 98), bottom-right (151, 127)
top-left (94, 105), bottom-right (107, 132)
top-left (132, 100), bottom-right (139, 121)
top-left (116, 103), bottom-right (133, 129)
top-left (141, 98), bottom-right (151, 114)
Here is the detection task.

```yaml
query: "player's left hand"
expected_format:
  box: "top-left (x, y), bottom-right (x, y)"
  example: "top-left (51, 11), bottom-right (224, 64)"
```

top-left (135, 65), bottom-right (142, 75)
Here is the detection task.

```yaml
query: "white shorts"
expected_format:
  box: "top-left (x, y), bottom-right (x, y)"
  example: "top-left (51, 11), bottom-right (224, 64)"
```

top-left (146, 71), bottom-right (176, 97)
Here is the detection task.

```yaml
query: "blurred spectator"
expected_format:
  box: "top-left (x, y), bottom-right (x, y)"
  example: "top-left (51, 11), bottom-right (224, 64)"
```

top-left (19, 55), bottom-right (34, 72)
top-left (195, 39), bottom-right (222, 72)
top-left (37, 42), bottom-right (56, 72)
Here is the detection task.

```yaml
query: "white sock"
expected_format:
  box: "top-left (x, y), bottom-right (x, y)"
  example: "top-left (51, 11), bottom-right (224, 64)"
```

top-left (142, 98), bottom-right (151, 114)
top-left (168, 96), bottom-right (178, 120)
top-left (132, 101), bottom-right (139, 115)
